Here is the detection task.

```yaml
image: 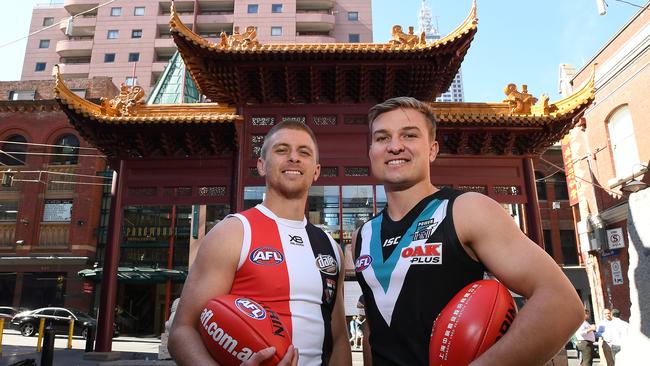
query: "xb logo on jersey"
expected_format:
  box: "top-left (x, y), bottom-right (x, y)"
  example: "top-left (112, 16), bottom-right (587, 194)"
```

top-left (401, 243), bottom-right (442, 264)
top-left (250, 247), bottom-right (284, 265)
top-left (289, 234), bottom-right (304, 246)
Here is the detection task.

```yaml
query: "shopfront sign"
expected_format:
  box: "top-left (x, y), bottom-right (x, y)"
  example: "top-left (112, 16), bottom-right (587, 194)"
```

top-left (606, 227), bottom-right (625, 250)
top-left (610, 260), bottom-right (624, 285)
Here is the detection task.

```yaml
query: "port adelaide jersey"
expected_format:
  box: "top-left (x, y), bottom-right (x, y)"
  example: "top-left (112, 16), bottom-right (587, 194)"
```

top-left (354, 188), bottom-right (485, 366)
top-left (229, 205), bottom-right (342, 366)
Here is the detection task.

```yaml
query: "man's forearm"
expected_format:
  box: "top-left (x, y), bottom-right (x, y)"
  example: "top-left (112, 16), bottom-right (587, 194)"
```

top-left (329, 334), bottom-right (352, 365)
top-left (169, 325), bottom-right (219, 366)
top-left (470, 288), bottom-right (582, 365)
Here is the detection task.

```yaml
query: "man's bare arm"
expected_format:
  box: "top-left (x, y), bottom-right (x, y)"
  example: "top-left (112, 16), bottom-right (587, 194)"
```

top-left (328, 245), bottom-right (352, 366)
top-left (351, 228), bottom-right (373, 366)
top-left (168, 217), bottom-right (243, 366)
top-left (454, 193), bottom-right (583, 366)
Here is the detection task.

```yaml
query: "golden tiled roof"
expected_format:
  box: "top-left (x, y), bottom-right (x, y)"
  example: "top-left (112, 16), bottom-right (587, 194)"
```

top-left (53, 65), bottom-right (241, 124)
top-left (169, 1), bottom-right (477, 54)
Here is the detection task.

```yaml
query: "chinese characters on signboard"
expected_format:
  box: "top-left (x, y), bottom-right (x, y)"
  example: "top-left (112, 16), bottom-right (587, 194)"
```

top-left (561, 135), bottom-right (579, 206)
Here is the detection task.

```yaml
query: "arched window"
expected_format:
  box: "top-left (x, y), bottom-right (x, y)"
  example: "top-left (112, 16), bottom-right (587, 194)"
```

top-left (1, 135), bottom-right (27, 166)
top-left (608, 106), bottom-right (639, 177)
top-left (535, 171), bottom-right (547, 201)
top-left (51, 134), bottom-right (80, 165)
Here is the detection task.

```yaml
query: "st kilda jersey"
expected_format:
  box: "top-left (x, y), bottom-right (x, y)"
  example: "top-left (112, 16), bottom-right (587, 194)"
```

top-left (354, 188), bottom-right (486, 366)
top-left (229, 204), bottom-right (341, 366)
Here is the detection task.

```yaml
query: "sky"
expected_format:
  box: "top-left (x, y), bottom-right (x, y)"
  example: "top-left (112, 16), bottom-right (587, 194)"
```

top-left (0, 0), bottom-right (644, 102)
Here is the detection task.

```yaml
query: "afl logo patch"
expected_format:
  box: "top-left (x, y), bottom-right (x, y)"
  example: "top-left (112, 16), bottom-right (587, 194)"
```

top-left (315, 254), bottom-right (338, 275)
top-left (355, 255), bottom-right (373, 272)
top-left (235, 298), bottom-right (266, 320)
top-left (249, 247), bottom-right (284, 265)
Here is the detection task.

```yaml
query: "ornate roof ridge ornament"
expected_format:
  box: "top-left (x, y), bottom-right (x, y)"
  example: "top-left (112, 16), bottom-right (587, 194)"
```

top-left (503, 83), bottom-right (538, 115)
top-left (218, 26), bottom-right (259, 50)
top-left (100, 83), bottom-right (145, 117)
top-left (389, 25), bottom-right (426, 47)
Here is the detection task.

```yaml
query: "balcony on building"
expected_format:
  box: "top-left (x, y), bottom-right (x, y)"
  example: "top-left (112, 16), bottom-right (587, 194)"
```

top-left (54, 62), bottom-right (90, 79)
top-left (56, 38), bottom-right (93, 58)
top-left (63, 0), bottom-right (99, 16)
top-left (59, 16), bottom-right (96, 37)
top-left (296, 0), bottom-right (334, 10)
top-left (296, 13), bottom-right (335, 43)
top-left (197, 0), bottom-right (234, 16)
top-left (196, 23), bottom-right (233, 42)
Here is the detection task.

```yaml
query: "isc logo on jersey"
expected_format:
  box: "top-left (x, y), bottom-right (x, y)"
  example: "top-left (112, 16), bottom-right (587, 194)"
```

top-left (249, 247), bottom-right (284, 265)
top-left (315, 254), bottom-right (338, 275)
top-left (401, 243), bottom-right (442, 264)
top-left (235, 298), bottom-right (267, 320)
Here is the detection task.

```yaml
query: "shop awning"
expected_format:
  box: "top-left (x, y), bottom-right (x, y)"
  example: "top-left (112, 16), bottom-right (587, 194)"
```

top-left (78, 266), bottom-right (187, 283)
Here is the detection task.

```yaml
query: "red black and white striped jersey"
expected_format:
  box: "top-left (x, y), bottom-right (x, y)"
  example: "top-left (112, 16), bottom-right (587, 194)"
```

top-left (229, 205), bottom-right (342, 366)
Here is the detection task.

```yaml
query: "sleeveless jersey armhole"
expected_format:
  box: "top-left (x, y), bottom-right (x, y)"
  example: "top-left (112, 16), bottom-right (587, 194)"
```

top-left (327, 233), bottom-right (342, 273)
top-left (446, 192), bottom-right (483, 265)
top-left (226, 213), bottom-right (252, 271)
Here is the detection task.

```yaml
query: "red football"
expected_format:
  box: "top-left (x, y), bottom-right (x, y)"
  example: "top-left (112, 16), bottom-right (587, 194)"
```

top-left (198, 295), bottom-right (291, 366)
top-left (429, 280), bottom-right (518, 366)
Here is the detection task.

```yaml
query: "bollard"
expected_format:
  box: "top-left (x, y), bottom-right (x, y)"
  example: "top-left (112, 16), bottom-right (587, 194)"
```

top-left (36, 318), bottom-right (46, 352)
top-left (84, 324), bottom-right (95, 352)
top-left (0, 318), bottom-right (4, 357)
top-left (67, 317), bottom-right (74, 349)
top-left (40, 326), bottom-right (55, 366)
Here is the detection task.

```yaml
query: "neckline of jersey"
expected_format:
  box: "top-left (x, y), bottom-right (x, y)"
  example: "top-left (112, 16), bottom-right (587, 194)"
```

top-left (255, 204), bottom-right (307, 229)
top-left (381, 188), bottom-right (447, 225)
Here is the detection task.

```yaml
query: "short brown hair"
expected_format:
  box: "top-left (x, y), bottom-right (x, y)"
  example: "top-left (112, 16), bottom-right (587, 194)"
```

top-left (260, 121), bottom-right (319, 161)
top-left (368, 97), bottom-right (437, 140)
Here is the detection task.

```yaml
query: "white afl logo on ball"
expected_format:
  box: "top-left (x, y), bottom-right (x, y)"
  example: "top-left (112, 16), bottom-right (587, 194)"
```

top-left (235, 298), bottom-right (267, 320)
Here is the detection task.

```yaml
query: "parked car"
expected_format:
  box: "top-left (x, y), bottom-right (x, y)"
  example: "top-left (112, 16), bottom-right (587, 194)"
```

top-left (0, 306), bottom-right (25, 328)
top-left (10, 307), bottom-right (119, 339)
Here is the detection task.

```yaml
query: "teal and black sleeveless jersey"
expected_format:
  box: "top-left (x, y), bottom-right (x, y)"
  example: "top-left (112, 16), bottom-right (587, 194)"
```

top-left (354, 188), bottom-right (485, 366)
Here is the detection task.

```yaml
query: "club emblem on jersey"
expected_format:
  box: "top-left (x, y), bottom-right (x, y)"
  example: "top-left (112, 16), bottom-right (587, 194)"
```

top-left (401, 243), bottom-right (442, 264)
top-left (355, 255), bottom-right (373, 272)
top-left (249, 247), bottom-right (284, 265)
top-left (412, 218), bottom-right (440, 241)
top-left (324, 278), bottom-right (336, 305)
top-left (235, 298), bottom-right (267, 320)
top-left (315, 254), bottom-right (338, 275)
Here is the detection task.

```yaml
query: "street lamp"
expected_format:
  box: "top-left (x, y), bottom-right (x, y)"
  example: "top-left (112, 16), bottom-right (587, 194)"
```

top-left (620, 163), bottom-right (648, 194)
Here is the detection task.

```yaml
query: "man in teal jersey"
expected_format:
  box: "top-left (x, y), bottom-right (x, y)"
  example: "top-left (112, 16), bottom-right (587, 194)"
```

top-left (353, 96), bottom-right (583, 366)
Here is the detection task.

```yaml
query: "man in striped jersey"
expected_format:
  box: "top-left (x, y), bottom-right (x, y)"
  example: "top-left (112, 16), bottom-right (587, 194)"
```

top-left (170, 121), bottom-right (351, 366)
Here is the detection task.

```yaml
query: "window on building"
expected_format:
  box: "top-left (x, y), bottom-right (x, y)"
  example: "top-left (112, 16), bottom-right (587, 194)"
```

top-left (553, 172), bottom-right (569, 200)
top-left (51, 134), bottom-right (80, 165)
top-left (348, 34), bottom-right (360, 43)
top-left (247, 4), bottom-right (258, 13)
top-left (128, 52), bottom-right (140, 62)
top-left (107, 30), bottom-right (119, 39)
top-left (535, 171), bottom-right (547, 200)
top-left (271, 26), bottom-right (282, 36)
top-left (0, 201), bottom-right (19, 222)
top-left (42, 17), bottom-right (54, 26)
top-left (125, 77), bottom-right (138, 86)
top-left (104, 53), bottom-right (115, 63)
top-left (348, 11), bottom-right (359, 21)
top-left (34, 62), bottom-right (46, 72)
top-left (608, 105), bottom-right (640, 178)
top-left (1, 135), bottom-right (27, 166)
top-left (8, 90), bottom-right (35, 101)
top-left (560, 230), bottom-right (579, 265)
top-left (271, 4), bottom-right (282, 13)
top-left (39, 40), bottom-right (50, 49)
top-left (134, 6), bottom-right (145, 16)
top-left (543, 229), bottom-right (554, 258)
top-left (131, 29), bottom-right (142, 38)
top-left (110, 7), bottom-right (122, 16)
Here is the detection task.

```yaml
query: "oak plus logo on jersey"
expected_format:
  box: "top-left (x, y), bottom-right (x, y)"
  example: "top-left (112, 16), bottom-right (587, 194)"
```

top-left (355, 255), bottom-right (373, 272)
top-left (234, 298), bottom-right (267, 320)
top-left (383, 235), bottom-right (402, 247)
top-left (315, 254), bottom-right (338, 275)
top-left (401, 243), bottom-right (442, 264)
top-left (249, 247), bottom-right (284, 265)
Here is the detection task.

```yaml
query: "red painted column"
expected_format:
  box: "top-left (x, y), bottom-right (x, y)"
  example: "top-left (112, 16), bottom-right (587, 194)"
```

top-left (523, 157), bottom-right (543, 246)
top-left (164, 205), bottom-right (177, 321)
top-left (95, 160), bottom-right (125, 352)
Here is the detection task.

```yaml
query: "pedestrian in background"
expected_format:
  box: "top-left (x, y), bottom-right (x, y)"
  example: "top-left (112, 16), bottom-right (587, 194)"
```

top-left (575, 308), bottom-right (596, 366)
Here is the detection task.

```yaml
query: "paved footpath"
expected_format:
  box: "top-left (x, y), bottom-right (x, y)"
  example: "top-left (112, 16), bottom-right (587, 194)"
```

top-left (1, 329), bottom-right (595, 366)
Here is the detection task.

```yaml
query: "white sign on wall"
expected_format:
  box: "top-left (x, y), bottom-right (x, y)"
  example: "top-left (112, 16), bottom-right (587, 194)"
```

top-left (610, 260), bottom-right (624, 286)
top-left (607, 227), bottom-right (625, 250)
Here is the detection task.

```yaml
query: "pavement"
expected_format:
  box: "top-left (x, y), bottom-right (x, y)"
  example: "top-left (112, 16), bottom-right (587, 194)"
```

top-left (0, 329), bottom-right (595, 366)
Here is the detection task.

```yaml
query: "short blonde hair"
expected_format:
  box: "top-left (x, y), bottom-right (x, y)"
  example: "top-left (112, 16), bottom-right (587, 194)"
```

top-left (368, 97), bottom-right (437, 140)
top-left (260, 121), bottom-right (319, 161)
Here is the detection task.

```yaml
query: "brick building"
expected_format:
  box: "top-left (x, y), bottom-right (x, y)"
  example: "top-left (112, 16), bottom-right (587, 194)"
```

top-left (0, 78), bottom-right (117, 311)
